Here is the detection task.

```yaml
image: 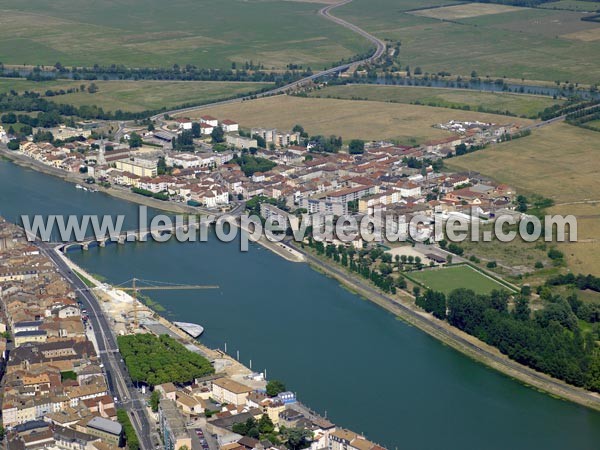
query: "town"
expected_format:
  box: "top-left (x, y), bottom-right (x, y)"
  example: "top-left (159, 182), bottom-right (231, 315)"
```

top-left (0, 218), bottom-right (386, 450)
top-left (4, 111), bottom-right (523, 232)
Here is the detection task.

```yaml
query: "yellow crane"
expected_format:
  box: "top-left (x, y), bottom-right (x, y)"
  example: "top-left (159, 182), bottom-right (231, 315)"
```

top-left (116, 278), bottom-right (218, 329)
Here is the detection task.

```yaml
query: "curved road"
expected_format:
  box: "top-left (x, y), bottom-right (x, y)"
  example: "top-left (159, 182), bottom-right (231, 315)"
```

top-left (150, 0), bottom-right (385, 121)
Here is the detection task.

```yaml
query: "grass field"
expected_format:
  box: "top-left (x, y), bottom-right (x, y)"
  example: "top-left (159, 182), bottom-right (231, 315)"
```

top-left (308, 84), bottom-right (561, 117)
top-left (409, 265), bottom-right (510, 295)
top-left (446, 122), bottom-right (600, 275)
top-left (337, 0), bottom-right (600, 84)
top-left (0, 0), bottom-right (370, 70)
top-left (186, 95), bottom-right (532, 144)
top-left (541, 1), bottom-right (600, 11)
top-left (0, 79), bottom-right (271, 112)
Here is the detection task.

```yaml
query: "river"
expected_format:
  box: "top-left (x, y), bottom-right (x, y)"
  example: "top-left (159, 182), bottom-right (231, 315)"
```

top-left (2, 159), bottom-right (600, 449)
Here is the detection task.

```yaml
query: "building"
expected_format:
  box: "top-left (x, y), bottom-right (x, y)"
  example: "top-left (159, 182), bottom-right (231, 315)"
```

top-left (14, 330), bottom-right (48, 346)
top-left (221, 119), bottom-right (239, 133)
top-left (115, 158), bottom-right (158, 178)
top-left (225, 134), bottom-right (257, 150)
top-left (159, 399), bottom-right (191, 450)
top-left (79, 417), bottom-right (123, 447)
top-left (211, 378), bottom-right (253, 406)
top-left (200, 115), bottom-right (219, 127)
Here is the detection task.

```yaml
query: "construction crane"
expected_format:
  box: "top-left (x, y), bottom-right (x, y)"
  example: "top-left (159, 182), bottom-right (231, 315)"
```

top-left (115, 278), bottom-right (218, 329)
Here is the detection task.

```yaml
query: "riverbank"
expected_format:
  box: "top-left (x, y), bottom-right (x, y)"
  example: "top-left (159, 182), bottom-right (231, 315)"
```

top-left (291, 243), bottom-right (600, 412)
top-left (0, 147), bottom-right (305, 263)
top-left (0, 147), bottom-right (204, 215)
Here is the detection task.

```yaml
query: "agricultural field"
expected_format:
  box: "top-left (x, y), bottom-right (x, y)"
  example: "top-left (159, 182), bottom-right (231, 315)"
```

top-left (308, 84), bottom-right (561, 117)
top-left (409, 265), bottom-right (511, 295)
top-left (0, 0), bottom-right (370, 70)
top-left (446, 123), bottom-right (600, 276)
top-left (410, 3), bottom-right (524, 20)
top-left (187, 95), bottom-right (532, 145)
top-left (336, 0), bottom-right (600, 84)
top-left (0, 79), bottom-right (271, 112)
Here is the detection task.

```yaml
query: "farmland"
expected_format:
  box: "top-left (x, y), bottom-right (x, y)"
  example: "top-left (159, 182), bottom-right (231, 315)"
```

top-left (186, 95), bottom-right (532, 144)
top-left (446, 123), bottom-right (600, 276)
top-left (336, 0), bottom-right (600, 84)
top-left (0, 0), bottom-right (370, 70)
top-left (409, 265), bottom-right (510, 295)
top-left (308, 84), bottom-right (561, 117)
top-left (0, 79), bottom-right (272, 113)
top-left (410, 3), bottom-right (524, 20)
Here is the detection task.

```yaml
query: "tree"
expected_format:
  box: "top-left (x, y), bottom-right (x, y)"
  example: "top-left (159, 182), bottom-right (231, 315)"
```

top-left (282, 427), bottom-right (313, 450)
top-left (7, 139), bottom-right (19, 150)
top-left (150, 390), bottom-right (161, 412)
top-left (87, 83), bottom-right (99, 93)
top-left (266, 379), bottom-right (286, 397)
top-left (253, 134), bottom-right (266, 148)
top-left (191, 122), bottom-right (200, 138)
top-left (147, 123), bottom-right (155, 132)
top-left (258, 414), bottom-right (275, 434)
top-left (348, 139), bottom-right (365, 154)
top-left (129, 132), bottom-right (143, 148)
top-left (211, 126), bottom-right (224, 143)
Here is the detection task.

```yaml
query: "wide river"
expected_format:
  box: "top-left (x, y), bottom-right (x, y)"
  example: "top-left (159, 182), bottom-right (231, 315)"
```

top-left (2, 159), bottom-right (600, 449)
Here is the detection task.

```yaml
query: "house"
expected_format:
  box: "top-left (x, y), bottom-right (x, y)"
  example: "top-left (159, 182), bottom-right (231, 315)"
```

top-left (200, 123), bottom-right (215, 135)
top-left (175, 118), bottom-right (193, 131)
top-left (211, 378), bottom-right (253, 406)
top-left (200, 115), bottom-right (219, 127)
top-left (155, 383), bottom-right (177, 401)
top-left (221, 119), bottom-right (239, 133)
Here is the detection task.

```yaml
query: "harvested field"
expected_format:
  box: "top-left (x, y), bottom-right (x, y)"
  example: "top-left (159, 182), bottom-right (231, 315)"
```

top-left (410, 3), bottom-right (524, 20)
top-left (184, 95), bottom-right (532, 145)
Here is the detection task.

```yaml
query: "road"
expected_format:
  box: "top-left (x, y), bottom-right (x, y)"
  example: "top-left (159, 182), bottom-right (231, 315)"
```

top-left (149, 0), bottom-right (385, 122)
top-left (287, 240), bottom-right (600, 412)
top-left (37, 241), bottom-right (158, 450)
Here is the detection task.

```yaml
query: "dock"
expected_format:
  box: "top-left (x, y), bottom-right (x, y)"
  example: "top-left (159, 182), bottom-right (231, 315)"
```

top-left (173, 321), bottom-right (204, 338)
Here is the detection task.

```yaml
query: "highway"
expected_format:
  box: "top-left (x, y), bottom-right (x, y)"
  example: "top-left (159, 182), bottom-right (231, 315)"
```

top-left (37, 242), bottom-right (157, 450)
top-left (149, 0), bottom-right (385, 122)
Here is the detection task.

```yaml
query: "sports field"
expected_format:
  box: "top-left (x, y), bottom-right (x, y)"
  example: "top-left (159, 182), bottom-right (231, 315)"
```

top-left (0, 79), bottom-right (271, 113)
top-left (187, 95), bottom-right (531, 144)
top-left (337, 0), bottom-right (600, 83)
top-left (410, 265), bottom-right (510, 295)
top-left (309, 84), bottom-right (561, 118)
top-left (0, 0), bottom-right (370, 70)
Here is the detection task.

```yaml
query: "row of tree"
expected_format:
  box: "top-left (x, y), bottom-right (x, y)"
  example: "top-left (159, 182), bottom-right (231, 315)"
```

top-left (417, 287), bottom-right (600, 391)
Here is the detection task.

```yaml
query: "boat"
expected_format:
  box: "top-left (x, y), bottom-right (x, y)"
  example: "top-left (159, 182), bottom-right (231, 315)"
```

top-left (75, 184), bottom-right (84, 190)
top-left (174, 321), bottom-right (204, 338)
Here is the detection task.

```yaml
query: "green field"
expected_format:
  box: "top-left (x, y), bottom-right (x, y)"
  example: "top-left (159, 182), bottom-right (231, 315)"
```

top-left (0, 79), bottom-right (271, 112)
top-left (309, 84), bottom-right (561, 117)
top-left (0, 0), bottom-right (371, 70)
top-left (541, 1), bottom-right (600, 11)
top-left (337, 0), bottom-right (600, 84)
top-left (410, 265), bottom-right (510, 295)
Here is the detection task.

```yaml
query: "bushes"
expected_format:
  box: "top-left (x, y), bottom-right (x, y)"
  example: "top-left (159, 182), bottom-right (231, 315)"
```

top-left (131, 187), bottom-right (169, 201)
